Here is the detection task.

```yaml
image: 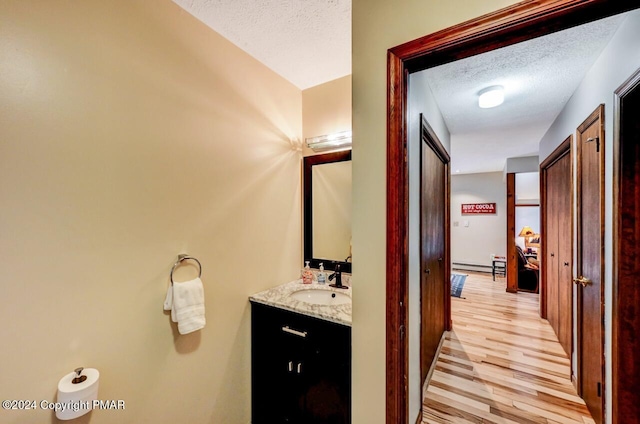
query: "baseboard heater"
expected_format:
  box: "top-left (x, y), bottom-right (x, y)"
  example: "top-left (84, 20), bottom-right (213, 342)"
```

top-left (452, 262), bottom-right (492, 274)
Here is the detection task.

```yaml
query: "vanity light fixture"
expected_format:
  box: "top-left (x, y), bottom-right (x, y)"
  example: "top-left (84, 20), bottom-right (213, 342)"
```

top-left (306, 130), bottom-right (352, 152)
top-left (478, 85), bottom-right (504, 108)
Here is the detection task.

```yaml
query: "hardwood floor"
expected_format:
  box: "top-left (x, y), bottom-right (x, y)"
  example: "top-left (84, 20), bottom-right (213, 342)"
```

top-left (422, 272), bottom-right (594, 424)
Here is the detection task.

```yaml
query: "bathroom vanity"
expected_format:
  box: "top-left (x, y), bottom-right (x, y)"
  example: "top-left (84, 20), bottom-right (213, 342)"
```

top-left (250, 281), bottom-right (351, 424)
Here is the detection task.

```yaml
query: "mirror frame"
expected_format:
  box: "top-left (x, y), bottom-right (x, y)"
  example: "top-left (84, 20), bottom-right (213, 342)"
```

top-left (303, 150), bottom-right (352, 273)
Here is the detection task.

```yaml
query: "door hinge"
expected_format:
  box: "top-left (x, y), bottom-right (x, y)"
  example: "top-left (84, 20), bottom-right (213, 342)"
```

top-left (399, 324), bottom-right (405, 340)
top-left (597, 382), bottom-right (601, 397)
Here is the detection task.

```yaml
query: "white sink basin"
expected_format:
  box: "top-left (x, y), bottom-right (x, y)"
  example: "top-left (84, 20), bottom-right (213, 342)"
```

top-left (289, 289), bottom-right (350, 306)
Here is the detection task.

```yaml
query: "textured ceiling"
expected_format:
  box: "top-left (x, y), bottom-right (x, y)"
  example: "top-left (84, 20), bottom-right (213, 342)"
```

top-left (172, 0), bottom-right (351, 89)
top-left (422, 14), bottom-right (625, 174)
top-left (172, 2), bottom-right (627, 174)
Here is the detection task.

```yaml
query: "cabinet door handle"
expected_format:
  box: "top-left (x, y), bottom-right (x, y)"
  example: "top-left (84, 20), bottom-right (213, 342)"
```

top-left (282, 326), bottom-right (307, 338)
top-left (288, 361), bottom-right (293, 372)
top-left (297, 362), bottom-right (302, 374)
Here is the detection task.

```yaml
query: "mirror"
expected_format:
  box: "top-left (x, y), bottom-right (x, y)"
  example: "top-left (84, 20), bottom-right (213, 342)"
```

top-left (303, 151), bottom-right (352, 273)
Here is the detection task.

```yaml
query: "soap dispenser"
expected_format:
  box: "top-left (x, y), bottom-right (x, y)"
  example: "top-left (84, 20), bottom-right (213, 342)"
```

top-left (302, 261), bottom-right (313, 284)
top-left (317, 263), bottom-right (326, 285)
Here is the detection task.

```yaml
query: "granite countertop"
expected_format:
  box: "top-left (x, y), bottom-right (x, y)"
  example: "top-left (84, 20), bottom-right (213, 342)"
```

top-left (249, 279), bottom-right (352, 326)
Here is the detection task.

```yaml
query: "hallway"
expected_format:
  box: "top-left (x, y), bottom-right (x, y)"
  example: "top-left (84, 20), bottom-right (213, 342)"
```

top-left (421, 272), bottom-right (594, 424)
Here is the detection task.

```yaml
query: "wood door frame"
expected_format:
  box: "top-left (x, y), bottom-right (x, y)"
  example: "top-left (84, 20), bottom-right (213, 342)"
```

top-left (385, 1), bottom-right (638, 422)
top-left (506, 173), bottom-right (517, 293)
top-left (575, 105), bottom-right (605, 413)
top-left (540, 135), bottom-right (573, 366)
top-left (507, 177), bottom-right (541, 294)
top-left (612, 67), bottom-right (640, 424)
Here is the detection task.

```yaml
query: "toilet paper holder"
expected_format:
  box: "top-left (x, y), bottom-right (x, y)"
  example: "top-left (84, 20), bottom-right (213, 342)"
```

top-left (72, 367), bottom-right (87, 384)
top-left (56, 367), bottom-right (100, 420)
top-left (170, 254), bottom-right (202, 286)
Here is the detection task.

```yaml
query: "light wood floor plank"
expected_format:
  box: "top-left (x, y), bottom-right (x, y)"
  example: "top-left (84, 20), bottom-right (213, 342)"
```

top-left (422, 272), bottom-right (594, 424)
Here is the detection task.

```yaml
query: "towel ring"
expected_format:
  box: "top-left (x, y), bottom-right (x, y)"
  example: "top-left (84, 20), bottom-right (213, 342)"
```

top-left (170, 254), bottom-right (202, 285)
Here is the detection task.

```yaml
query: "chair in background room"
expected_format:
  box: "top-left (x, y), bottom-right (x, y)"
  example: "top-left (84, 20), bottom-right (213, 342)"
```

top-left (516, 245), bottom-right (538, 292)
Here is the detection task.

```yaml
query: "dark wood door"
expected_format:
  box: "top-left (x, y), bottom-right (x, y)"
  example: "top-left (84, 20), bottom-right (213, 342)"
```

top-left (546, 162), bottom-right (560, 335)
top-left (613, 68), bottom-right (640, 424)
top-left (556, 155), bottom-right (573, 357)
top-left (576, 105), bottom-right (605, 424)
top-left (541, 138), bottom-right (572, 358)
top-left (419, 115), bottom-right (450, 384)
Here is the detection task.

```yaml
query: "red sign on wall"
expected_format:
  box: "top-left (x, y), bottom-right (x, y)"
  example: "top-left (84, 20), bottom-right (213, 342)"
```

top-left (461, 203), bottom-right (496, 214)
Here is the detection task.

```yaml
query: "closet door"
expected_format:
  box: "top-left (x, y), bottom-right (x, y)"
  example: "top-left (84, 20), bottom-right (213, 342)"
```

top-left (545, 162), bottom-right (560, 337)
top-left (556, 152), bottom-right (572, 356)
top-left (541, 137), bottom-right (572, 358)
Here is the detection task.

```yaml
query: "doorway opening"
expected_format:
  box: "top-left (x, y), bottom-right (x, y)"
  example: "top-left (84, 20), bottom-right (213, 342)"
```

top-left (386, 1), bottom-right (640, 423)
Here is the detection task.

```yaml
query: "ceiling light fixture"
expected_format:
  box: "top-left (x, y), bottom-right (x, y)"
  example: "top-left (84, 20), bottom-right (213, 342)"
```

top-left (306, 130), bottom-right (352, 152)
top-left (478, 85), bottom-right (504, 108)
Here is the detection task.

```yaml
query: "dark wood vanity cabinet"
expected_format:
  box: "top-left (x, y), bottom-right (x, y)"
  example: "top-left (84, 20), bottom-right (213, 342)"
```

top-left (251, 302), bottom-right (351, 424)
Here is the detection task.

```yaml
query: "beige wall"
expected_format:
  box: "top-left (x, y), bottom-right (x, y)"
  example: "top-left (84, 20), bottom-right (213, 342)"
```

top-left (351, 1), bottom-right (520, 421)
top-left (302, 75), bottom-right (352, 156)
top-left (0, 1), bottom-right (301, 423)
top-left (451, 172), bottom-right (507, 267)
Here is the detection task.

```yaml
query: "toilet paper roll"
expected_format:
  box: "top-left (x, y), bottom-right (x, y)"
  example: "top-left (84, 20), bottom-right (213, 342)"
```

top-left (56, 368), bottom-right (99, 420)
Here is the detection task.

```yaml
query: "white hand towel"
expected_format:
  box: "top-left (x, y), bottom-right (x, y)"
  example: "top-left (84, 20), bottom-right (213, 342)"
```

top-left (163, 278), bottom-right (206, 335)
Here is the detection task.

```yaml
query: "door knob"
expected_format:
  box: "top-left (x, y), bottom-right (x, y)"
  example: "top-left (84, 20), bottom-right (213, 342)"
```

top-left (424, 268), bottom-right (430, 274)
top-left (573, 276), bottom-right (591, 287)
